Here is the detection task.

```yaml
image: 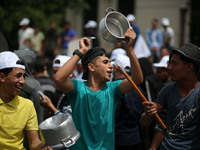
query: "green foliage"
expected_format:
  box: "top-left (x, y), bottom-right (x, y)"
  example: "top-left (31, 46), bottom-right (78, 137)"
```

top-left (0, 0), bottom-right (89, 50)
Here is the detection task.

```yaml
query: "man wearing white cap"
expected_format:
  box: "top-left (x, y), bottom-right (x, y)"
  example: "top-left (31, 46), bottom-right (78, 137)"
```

top-left (153, 55), bottom-right (171, 84)
top-left (18, 18), bottom-right (34, 50)
top-left (52, 55), bottom-right (73, 113)
top-left (150, 55), bottom-right (171, 150)
top-left (0, 51), bottom-right (51, 149)
top-left (161, 17), bottom-right (175, 50)
top-left (112, 54), bottom-right (144, 150)
top-left (38, 55), bottom-right (74, 122)
top-left (84, 20), bottom-right (100, 47)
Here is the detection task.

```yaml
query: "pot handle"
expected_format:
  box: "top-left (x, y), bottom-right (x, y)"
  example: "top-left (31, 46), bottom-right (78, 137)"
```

top-left (105, 7), bottom-right (114, 14)
top-left (118, 37), bottom-right (130, 44)
top-left (62, 138), bottom-right (75, 148)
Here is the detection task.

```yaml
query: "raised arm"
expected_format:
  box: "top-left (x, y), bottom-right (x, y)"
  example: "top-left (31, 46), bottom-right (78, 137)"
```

top-left (54, 37), bottom-right (90, 94)
top-left (119, 27), bottom-right (143, 95)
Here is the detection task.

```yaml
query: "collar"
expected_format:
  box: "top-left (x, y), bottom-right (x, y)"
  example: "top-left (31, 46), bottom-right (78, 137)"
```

top-left (0, 96), bottom-right (19, 108)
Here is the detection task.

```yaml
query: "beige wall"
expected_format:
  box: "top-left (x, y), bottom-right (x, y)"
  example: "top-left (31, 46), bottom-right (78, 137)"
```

top-left (135, 0), bottom-right (190, 48)
top-left (97, 0), bottom-right (119, 51)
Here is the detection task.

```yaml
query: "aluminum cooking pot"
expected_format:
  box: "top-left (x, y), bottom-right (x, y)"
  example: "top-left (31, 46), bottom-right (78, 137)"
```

top-left (39, 113), bottom-right (80, 149)
top-left (99, 7), bottom-right (131, 44)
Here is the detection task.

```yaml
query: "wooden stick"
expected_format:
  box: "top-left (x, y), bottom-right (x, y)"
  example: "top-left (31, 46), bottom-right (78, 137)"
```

top-left (117, 64), bottom-right (166, 130)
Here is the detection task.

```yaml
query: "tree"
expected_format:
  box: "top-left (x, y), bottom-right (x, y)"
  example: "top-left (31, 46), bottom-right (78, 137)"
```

top-left (0, 0), bottom-right (89, 50)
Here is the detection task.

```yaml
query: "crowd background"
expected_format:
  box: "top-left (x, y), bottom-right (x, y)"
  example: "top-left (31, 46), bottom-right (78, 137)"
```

top-left (1, 0), bottom-right (200, 52)
top-left (0, 0), bottom-right (200, 150)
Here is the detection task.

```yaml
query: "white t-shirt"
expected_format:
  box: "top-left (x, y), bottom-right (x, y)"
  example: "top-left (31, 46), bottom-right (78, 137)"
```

top-left (18, 27), bottom-right (34, 50)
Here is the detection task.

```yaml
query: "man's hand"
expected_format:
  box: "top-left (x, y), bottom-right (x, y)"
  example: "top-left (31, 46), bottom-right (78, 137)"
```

top-left (41, 145), bottom-right (53, 150)
top-left (142, 101), bottom-right (157, 117)
top-left (152, 46), bottom-right (158, 52)
top-left (79, 37), bottom-right (90, 55)
top-left (123, 27), bottom-right (136, 49)
top-left (40, 95), bottom-right (52, 108)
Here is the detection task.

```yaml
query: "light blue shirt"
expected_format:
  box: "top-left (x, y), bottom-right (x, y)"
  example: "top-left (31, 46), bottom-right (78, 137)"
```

top-left (146, 28), bottom-right (163, 57)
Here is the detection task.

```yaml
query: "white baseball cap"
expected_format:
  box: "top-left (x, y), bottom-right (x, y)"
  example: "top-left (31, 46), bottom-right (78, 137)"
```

top-left (111, 54), bottom-right (131, 72)
top-left (84, 20), bottom-right (97, 28)
top-left (0, 51), bottom-right (25, 70)
top-left (153, 55), bottom-right (169, 68)
top-left (127, 14), bottom-right (136, 21)
top-left (53, 55), bottom-right (71, 68)
top-left (19, 18), bottom-right (30, 26)
top-left (161, 17), bottom-right (170, 26)
top-left (110, 48), bottom-right (127, 61)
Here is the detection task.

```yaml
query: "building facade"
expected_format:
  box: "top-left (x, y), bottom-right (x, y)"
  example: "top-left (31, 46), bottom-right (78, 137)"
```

top-left (66, 0), bottom-right (198, 52)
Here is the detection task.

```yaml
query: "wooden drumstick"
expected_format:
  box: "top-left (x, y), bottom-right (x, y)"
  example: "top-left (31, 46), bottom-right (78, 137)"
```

top-left (117, 64), bottom-right (166, 130)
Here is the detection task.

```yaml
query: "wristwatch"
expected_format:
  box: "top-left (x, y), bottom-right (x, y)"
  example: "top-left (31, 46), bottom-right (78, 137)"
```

top-left (73, 49), bottom-right (84, 59)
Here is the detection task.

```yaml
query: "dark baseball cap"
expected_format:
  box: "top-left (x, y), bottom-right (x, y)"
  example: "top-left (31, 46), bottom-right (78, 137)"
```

top-left (81, 47), bottom-right (107, 80)
top-left (172, 43), bottom-right (200, 66)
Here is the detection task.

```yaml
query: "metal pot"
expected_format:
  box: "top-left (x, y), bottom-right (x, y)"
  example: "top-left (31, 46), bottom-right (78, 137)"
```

top-left (99, 7), bottom-right (131, 44)
top-left (39, 113), bottom-right (80, 149)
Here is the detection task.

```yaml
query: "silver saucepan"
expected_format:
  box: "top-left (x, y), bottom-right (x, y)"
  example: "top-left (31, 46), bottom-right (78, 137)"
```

top-left (99, 7), bottom-right (131, 44)
top-left (39, 113), bottom-right (80, 149)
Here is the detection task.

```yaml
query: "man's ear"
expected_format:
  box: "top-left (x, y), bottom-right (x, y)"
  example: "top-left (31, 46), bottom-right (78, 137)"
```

top-left (88, 63), bottom-right (95, 72)
top-left (186, 63), bottom-right (193, 71)
top-left (0, 72), bottom-right (6, 82)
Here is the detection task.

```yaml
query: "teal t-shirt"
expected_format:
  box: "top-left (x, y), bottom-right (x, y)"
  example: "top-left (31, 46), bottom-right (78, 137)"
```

top-left (68, 79), bottom-right (123, 150)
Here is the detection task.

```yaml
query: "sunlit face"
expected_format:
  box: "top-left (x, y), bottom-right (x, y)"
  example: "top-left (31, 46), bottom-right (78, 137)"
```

top-left (167, 54), bottom-right (187, 81)
top-left (2, 68), bottom-right (25, 97)
top-left (90, 55), bottom-right (113, 82)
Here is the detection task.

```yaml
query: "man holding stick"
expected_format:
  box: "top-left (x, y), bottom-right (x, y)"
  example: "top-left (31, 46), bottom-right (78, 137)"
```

top-left (142, 43), bottom-right (200, 150)
top-left (54, 28), bottom-right (143, 150)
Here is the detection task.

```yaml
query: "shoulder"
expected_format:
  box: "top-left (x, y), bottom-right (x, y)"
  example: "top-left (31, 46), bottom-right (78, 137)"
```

top-left (17, 95), bottom-right (34, 106)
top-left (71, 78), bottom-right (83, 84)
top-left (26, 78), bottom-right (42, 90)
top-left (156, 29), bottom-right (162, 33)
top-left (146, 28), bottom-right (151, 33)
top-left (107, 80), bottom-right (122, 85)
top-left (106, 80), bottom-right (122, 91)
top-left (39, 31), bottom-right (45, 37)
top-left (160, 81), bottom-right (176, 93)
top-left (132, 24), bottom-right (140, 29)
top-left (70, 78), bottom-right (85, 90)
top-left (69, 28), bottom-right (76, 34)
top-left (167, 27), bottom-right (174, 32)
top-left (26, 27), bottom-right (34, 33)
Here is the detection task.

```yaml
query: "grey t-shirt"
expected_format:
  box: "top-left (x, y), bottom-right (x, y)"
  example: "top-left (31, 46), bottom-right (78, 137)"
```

top-left (156, 82), bottom-right (200, 150)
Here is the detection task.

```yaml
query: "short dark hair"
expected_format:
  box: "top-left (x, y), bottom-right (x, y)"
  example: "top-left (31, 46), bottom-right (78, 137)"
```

top-left (63, 21), bottom-right (70, 26)
top-left (152, 18), bottom-right (158, 23)
top-left (0, 68), bottom-right (13, 76)
top-left (34, 56), bottom-right (45, 73)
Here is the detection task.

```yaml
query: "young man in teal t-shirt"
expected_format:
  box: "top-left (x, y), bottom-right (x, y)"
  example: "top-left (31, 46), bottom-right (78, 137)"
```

top-left (54, 28), bottom-right (143, 150)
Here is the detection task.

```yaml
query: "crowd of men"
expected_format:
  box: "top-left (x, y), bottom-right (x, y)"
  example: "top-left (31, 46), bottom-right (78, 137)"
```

top-left (0, 15), bottom-right (200, 150)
